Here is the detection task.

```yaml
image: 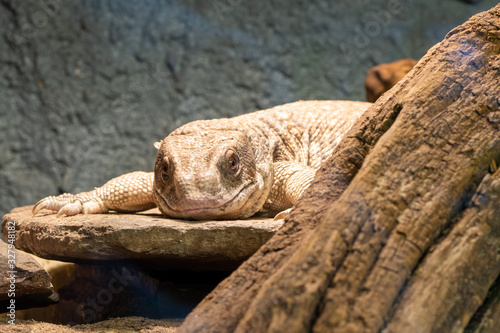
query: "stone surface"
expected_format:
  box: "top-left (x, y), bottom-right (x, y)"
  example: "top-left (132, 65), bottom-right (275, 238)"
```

top-left (14, 257), bottom-right (76, 324)
top-left (1, 206), bottom-right (282, 270)
top-left (0, 316), bottom-right (182, 333)
top-left (0, 241), bottom-right (59, 311)
top-left (33, 256), bottom-right (75, 290)
top-left (0, 0), bottom-right (497, 218)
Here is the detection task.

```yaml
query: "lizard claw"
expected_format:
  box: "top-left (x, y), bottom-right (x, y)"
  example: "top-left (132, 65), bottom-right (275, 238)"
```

top-left (32, 193), bottom-right (82, 217)
top-left (32, 200), bottom-right (46, 216)
top-left (33, 194), bottom-right (69, 216)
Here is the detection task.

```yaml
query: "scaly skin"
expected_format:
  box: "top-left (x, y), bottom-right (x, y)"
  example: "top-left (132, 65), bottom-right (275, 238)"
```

top-left (33, 100), bottom-right (371, 220)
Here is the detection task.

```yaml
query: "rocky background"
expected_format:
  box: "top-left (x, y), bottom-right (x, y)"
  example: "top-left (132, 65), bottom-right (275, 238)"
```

top-left (0, 0), bottom-right (496, 218)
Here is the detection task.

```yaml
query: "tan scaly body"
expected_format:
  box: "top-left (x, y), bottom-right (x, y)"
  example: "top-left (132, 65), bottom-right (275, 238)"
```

top-left (33, 100), bottom-right (370, 220)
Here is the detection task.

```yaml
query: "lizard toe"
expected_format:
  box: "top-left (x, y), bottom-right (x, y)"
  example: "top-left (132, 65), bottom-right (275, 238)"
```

top-left (56, 202), bottom-right (83, 217)
top-left (33, 195), bottom-right (73, 216)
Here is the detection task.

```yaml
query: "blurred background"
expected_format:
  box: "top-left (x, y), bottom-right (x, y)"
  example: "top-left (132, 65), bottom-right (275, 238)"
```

top-left (0, 0), bottom-right (497, 217)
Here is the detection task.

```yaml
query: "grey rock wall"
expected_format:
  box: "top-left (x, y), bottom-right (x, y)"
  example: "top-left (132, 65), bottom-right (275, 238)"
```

top-left (0, 0), bottom-right (496, 217)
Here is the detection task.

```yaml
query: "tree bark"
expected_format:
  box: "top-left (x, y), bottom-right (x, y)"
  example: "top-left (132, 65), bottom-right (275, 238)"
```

top-left (385, 169), bottom-right (500, 333)
top-left (179, 5), bottom-right (500, 333)
top-left (466, 276), bottom-right (500, 333)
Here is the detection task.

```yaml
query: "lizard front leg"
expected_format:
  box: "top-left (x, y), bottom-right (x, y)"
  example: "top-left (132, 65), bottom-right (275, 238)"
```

top-left (265, 162), bottom-right (317, 220)
top-left (33, 171), bottom-right (156, 217)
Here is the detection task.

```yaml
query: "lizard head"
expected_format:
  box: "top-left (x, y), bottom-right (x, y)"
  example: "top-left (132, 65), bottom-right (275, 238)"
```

top-left (153, 131), bottom-right (270, 220)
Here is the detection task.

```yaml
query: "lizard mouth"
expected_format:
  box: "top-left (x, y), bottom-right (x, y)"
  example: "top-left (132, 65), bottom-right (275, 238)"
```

top-left (155, 181), bottom-right (255, 220)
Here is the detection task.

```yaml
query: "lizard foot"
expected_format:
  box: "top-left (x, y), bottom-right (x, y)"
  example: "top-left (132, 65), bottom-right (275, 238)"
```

top-left (32, 192), bottom-right (108, 217)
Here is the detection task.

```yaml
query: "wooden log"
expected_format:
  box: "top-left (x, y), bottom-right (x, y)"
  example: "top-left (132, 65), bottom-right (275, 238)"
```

top-left (466, 276), bottom-right (500, 333)
top-left (386, 169), bottom-right (500, 333)
top-left (179, 4), bottom-right (500, 332)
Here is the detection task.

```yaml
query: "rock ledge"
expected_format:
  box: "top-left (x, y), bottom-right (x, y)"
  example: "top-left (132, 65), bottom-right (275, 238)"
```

top-left (2, 206), bottom-right (283, 270)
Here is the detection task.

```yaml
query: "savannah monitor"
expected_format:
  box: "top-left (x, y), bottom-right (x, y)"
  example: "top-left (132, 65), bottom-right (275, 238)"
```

top-left (33, 100), bottom-right (370, 220)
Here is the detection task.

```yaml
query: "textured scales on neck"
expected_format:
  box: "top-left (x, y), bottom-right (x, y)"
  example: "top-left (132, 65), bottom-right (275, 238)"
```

top-left (33, 100), bottom-right (371, 220)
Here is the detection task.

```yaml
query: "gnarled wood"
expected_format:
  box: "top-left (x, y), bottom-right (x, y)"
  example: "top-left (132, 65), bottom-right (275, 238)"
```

top-left (179, 5), bottom-right (500, 333)
top-left (466, 276), bottom-right (500, 333)
top-left (386, 170), bottom-right (500, 333)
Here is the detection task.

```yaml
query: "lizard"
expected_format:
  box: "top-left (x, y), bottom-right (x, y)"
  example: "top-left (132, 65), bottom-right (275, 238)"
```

top-left (32, 100), bottom-right (371, 220)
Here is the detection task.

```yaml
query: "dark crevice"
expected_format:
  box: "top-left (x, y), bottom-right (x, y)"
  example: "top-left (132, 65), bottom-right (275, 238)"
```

top-left (464, 273), bottom-right (500, 332)
top-left (378, 103), bottom-right (403, 134)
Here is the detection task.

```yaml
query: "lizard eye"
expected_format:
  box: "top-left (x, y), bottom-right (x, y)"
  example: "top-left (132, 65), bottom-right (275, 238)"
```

top-left (225, 149), bottom-right (240, 175)
top-left (160, 157), bottom-right (170, 182)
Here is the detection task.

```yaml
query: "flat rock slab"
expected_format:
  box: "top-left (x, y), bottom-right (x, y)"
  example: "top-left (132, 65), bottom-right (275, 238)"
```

top-left (0, 240), bottom-right (59, 311)
top-left (0, 316), bottom-right (182, 333)
top-left (1, 206), bottom-right (283, 270)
